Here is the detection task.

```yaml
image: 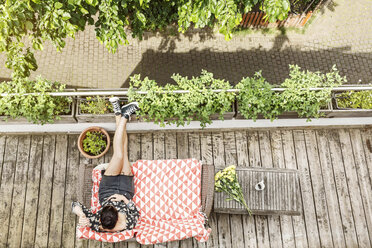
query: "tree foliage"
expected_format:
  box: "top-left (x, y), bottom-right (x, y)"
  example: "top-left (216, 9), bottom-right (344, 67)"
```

top-left (0, 0), bottom-right (291, 78)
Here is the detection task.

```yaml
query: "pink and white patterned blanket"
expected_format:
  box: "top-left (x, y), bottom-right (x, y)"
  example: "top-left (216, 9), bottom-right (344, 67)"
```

top-left (76, 159), bottom-right (211, 244)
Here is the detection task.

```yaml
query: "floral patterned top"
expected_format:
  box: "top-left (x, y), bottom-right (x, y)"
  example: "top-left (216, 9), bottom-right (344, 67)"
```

top-left (77, 198), bottom-right (139, 232)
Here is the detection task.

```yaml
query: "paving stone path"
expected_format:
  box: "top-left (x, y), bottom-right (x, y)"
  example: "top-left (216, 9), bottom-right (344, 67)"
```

top-left (0, 0), bottom-right (371, 88)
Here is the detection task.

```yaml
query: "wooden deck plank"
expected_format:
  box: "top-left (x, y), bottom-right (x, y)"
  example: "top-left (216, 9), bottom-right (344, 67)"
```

top-left (62, 135), bottom-right (80, 248)
top-left (0, 135), bottom-right (6, 185)
top-left (153, 132), bottom-right (165, 160)
top-left (76, 142), bottom-right (92, 248)
top-left (34, 135), bottom-right (56, 248)
top-left (270, 131), bottom-right (295, 248)
top-left (349, 129), bottom-right (372, 242)
top-left (115, 241), bottom-right (128, 248)
top-left (177, 132), bottom-right (189, 159)
top-left (293, 130), bottom-right (321, 248)
top-left (140, 133), bottom-right (154, 248)
top-left (189, 132), bottom-right (206, 248)
top-left (0, 136), bottom-right (18, 247)
top-left (303, 130), bottom-right (333, 247)
top-left (327, 130), bottom-right (359, 247)
top-left (189, 132), bottom-right (201, 161)
top-left (338, 129), bottom-right (371, 247)
top-left (212, 132), bottom-right (232, 248)
top-left (164, 132), bottom-right (177, 159)
top-left (224, 131), bottom-right (245, 248)
top-left (21, 136), bottom-right (44, 247)
top-left (247, 131), bottom-right (269, 248)
top-left (360, 128), bottom-right (372, 185)
top-left (177, 132), bottom-right (194, 248)
top-left (200, 132), bottom-right (218, 248)
top-left (48, 134), bottom-right (69, 247)
top-left (153, 132), bottom-right (168, 248)
top-left (258, 131), bottom-right (282, 248)
top-left (316, 130), bottom-right (346, 248)
top-left (102, 239), bottom-right (115, 248)
top-left (235, 131), bottom-right (257, 248)
top-left (141, 133), bottom-right (153, 160)
top-left (7, 135), bottom-right (31, 248)
top-left (281, 130), bottom-right (308, 247)
top-left (129, 133), bottom-right (141, 162)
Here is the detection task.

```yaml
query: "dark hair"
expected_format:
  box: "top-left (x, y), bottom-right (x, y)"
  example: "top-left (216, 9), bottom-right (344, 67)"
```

top-left (100, 205), bottom-right (118, 230)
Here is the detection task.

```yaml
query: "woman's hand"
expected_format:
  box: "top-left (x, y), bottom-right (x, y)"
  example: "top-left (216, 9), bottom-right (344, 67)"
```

top-left (78, 215), bottom-right (90, 227)
top-left (108, 194), bottom-right (129, 204)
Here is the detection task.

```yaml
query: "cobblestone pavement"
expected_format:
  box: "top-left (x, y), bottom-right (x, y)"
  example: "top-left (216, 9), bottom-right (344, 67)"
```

top-left (0, 0), bottom-right (372, 88)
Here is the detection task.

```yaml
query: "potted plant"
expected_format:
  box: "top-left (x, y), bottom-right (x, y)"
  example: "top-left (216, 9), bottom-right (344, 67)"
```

top-left (236, 72), bottom-right (284, 120)
top-left (0, 77), bottom-right (76, 124)
top-left (78, 126), bottom-right (111, 159)
top-left (334, 90), bottom-right (372, 109)
top-left (236, 65), bottom-right (344, 120)
top-left (327, 89), bottom-right (372, 117)
top-left (128, 70), bottom-right (236, 128)
top-left (76, 90), bottom-right (128, 123)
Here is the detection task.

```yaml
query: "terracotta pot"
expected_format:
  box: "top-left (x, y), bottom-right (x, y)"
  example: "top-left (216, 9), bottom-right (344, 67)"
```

top-left (78, 126), bottom-right (111, 159)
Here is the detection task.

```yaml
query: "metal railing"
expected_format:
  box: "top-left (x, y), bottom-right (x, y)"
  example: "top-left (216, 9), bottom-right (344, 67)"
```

top-left (1, 85), bottom-right (371, 97)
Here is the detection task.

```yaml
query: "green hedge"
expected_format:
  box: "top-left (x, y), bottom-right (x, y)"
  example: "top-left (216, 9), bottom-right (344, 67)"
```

top-left (129, 65), bottom-right (346, 126)
top-left (0, 65), bottom-right (350, 126)
top-left (0, 77), bottom-right (72, 124)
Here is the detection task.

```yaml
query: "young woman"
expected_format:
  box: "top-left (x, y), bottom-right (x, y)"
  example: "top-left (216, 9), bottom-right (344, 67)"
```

top-left (71, 98), bottom-right (139, 232)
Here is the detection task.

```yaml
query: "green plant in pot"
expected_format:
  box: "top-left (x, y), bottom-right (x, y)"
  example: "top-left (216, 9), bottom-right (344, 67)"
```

top-left (0, 76), bottom-right (72, 124)
top-left (236, 72), bottom-right (283, 121)
top-left (79, 96), bottom-right (114, 114)
top-left (78, 127), bottom-right (111, 159)
top-left (336, 90), bottom-right (372, 109)
top-left (280, 65), bottom-right (346, 119)
top-left (128, 70), bottom-right (235, 128)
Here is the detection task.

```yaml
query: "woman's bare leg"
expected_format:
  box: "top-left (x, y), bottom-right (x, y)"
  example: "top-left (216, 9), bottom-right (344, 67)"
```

top-left (104, 117), bottom-right (128, 176)
top-left (115, 115), bottom-right (121, 128)
top-left (120, 125), bottom-right (133, 176)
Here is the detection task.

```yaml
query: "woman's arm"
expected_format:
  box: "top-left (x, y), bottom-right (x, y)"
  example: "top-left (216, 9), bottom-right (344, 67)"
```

top-left (72, 201), bottom-right (101, 232)
top-left (107, 194), bottom-right (129, 204)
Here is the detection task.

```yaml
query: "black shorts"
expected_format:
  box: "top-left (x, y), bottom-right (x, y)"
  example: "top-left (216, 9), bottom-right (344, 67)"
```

top-left (98, 170), bottom-right (135, 204)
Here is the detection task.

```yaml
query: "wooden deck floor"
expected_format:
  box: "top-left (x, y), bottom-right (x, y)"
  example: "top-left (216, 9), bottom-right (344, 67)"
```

top-left (0, 128), bottom-right (372, 248)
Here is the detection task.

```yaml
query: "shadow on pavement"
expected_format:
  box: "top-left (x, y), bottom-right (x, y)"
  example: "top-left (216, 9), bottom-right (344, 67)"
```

top-left (121, 44), bottom-right (370, 87)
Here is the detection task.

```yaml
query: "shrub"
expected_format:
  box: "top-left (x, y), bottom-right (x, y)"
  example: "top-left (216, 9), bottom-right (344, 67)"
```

top-left (82, 131), bottom-right (107, 156)
top-left (236, 72), bottom-right (283, 121)
top-left (336, 90), bottom-right (372, 109)
top-left (80, 96), bottom-right (113, 114)
top-left (0, 77), bottom-right (72, 124)
top-left (128, 70), bottom-right (235, 127)
top-left (280, 65), bottom-right (346, 119)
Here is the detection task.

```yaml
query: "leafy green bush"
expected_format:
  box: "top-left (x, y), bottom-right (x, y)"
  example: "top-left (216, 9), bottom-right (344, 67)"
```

top-left (280, 65), bottom-right (345, 118)
top-left (80, 96), bottom-right (113, 114)
top-left (336, 90), bottom-right (372, 109)
top-left (236, 72), bottom-right (283, 121)
top-left (261, 0), bottom-right (290, 23)
top-left (128, 70), bottom-right (235, 127)
top-left (82, 131), bottom-right (107, 156)
top-left (1, 0), bottom-right (292, 77)
top-left (0, 77), bottom-right (72, 124)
